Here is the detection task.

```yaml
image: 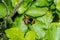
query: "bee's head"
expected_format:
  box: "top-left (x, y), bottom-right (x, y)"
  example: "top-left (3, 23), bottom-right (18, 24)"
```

top-left (23, 15), bottom-right (35, 25)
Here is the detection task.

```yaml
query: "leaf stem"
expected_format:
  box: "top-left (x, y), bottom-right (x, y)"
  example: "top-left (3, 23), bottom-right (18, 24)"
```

top-left (2, 0), bottom-right (8, 17)
top-left (10, 0), bottom-right (23, 18)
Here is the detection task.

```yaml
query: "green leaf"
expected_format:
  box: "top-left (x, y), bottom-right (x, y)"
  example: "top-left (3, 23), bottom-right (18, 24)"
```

top-left (50, 4), bottom-right (56, 10)
top-left (0, 3), bottom-right (6, 18)
top-left (5, 27), bottom-right (24, 40)
top-left (26, 7), bottom-right (48, 17)
top-left (17, 0), bottom-right (33, 14)
top-left (29, 20), bottom-right (46, 39)
top-left (11, 0), bottom-right (20, 7)
top-left (5, 0), bottom-right (13, 16)
top-left (45, 23), bottom-right (60, 40)
top-left (11, 0), bottom-right (33, 14)
top-left (37, 11), bottom-right (53, 28)
top-left (54, 0), bottom-right (60, 11)
top-left (17, 2), bottom-right (27, 14)
top-left (33, 0), bottom-right (51, 7)
top-left (25, 31), bottom-right (36, 40)
top-left (9, 38), bottom-right (23, 40)
top-left (13, 16), bottom-right (28, 34)
top-left (47, 0), bottom-right (53, 2)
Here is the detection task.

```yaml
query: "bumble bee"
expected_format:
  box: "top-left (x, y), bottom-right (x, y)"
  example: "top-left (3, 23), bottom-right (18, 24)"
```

top-left (23, 16), bottom-right (35, 24)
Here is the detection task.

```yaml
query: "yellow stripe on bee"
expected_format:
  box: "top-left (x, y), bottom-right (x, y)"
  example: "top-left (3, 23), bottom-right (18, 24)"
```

top-left (32, 19), bottom-right (35, 23)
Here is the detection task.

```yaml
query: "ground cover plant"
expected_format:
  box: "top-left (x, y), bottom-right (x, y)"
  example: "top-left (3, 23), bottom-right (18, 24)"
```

top-left (0, 0), bottom-right (60, 40)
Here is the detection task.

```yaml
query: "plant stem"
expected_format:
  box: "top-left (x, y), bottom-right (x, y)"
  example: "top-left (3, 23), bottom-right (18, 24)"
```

top-left (2, 0), bottom-right (8, 17)
top-left (10, 0), bottom-right (23, 18)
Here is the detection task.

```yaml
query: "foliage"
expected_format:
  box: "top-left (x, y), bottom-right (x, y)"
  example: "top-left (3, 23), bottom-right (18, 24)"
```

top-left (0, 0), bottom-right (60, 40)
